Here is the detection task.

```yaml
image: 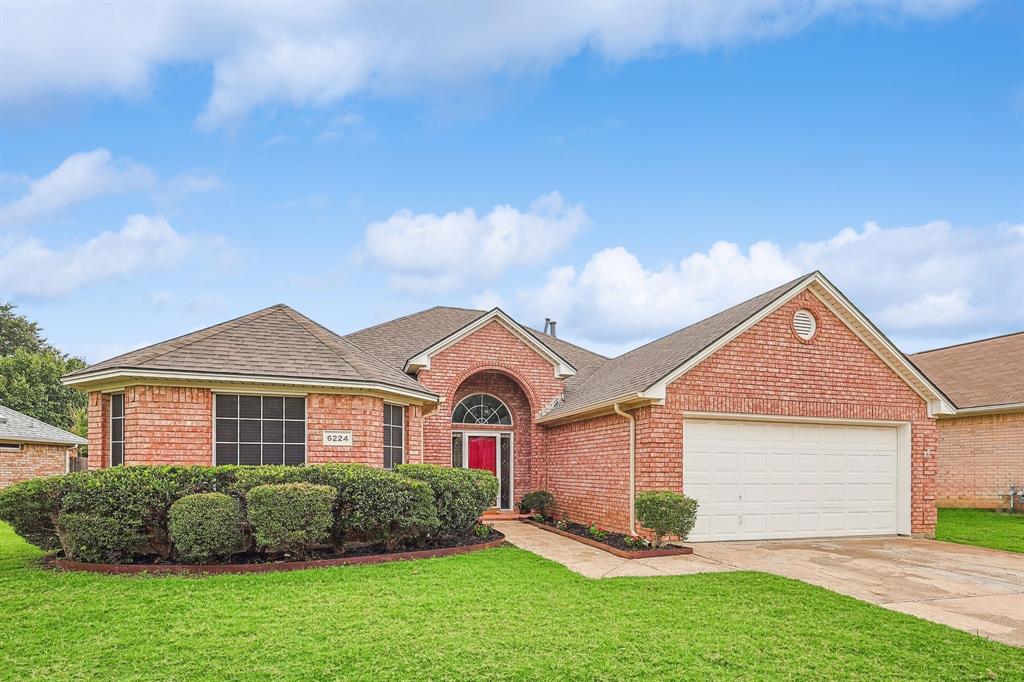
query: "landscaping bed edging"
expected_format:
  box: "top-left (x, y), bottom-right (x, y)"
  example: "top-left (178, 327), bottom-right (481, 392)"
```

top-left (524, 520), bottom-right (692, 559)
top-left (50, 534), bottom-right (506, 575)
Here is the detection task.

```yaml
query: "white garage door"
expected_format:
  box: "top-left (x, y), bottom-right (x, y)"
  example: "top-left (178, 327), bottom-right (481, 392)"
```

top-left (684, 418), bottom-right (901, 542)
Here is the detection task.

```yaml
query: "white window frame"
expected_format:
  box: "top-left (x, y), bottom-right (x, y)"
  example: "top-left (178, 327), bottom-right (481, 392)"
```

top-left (211, 393), bottom-right (308, 466)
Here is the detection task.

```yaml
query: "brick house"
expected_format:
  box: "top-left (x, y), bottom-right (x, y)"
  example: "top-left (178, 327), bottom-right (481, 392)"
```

top-left (910, 333), bottom-right (1024, 509)
top-left (63, 272), bottom-right (954, 539)
top-left (0, 405), bottom-right (85, 488)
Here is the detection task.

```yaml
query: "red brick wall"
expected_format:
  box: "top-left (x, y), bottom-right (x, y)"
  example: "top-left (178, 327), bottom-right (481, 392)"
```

top-left (0, 443), bottom-right (70, 488)
top-left (125, 386), bottom-right (213, 466)
top-left (545, 290), bottom-right (938, 537)
top-left (416, 320), bottom-right (566, 507)
top-left (544, 413), bottom-right (630, 530)
top-left (307, 393), bottom-right (384, 466)
top-left (86, 388), bottom-right (410, 469)
top-left (933, 411), bottom-right (1023, 508)
top-left (87, 391), bottom-right (108, 470)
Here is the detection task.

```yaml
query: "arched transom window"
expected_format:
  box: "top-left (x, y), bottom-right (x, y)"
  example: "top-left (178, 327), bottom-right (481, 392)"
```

top-left (452, 393), bottom-right (512, 425)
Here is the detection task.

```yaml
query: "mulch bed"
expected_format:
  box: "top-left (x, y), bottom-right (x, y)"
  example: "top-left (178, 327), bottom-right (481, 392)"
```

top-left (48, 530), bottom-right (506, 576)
top-left (525, 519), bottom-right (692, 559)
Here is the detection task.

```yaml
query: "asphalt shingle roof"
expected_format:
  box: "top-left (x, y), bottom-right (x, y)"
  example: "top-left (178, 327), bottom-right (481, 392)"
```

top-left (0, 404), bottom-right (86, 446)
top-left (343, 306), bottom-right (609, 394)
top-left (541, 274), bottom-right (812, 418)
top-left (64, 304), bottom-right (434, 397)
top-left (910, 332), bottom-right (1024, 409)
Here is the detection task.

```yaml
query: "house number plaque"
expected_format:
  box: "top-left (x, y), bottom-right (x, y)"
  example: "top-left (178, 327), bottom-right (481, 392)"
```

top-left (322, 430), bottom-right (353, 446)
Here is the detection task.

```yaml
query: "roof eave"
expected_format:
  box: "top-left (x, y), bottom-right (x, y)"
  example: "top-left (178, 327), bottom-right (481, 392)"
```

top-left (941, 402), bottom-right (1024, 417)
top-left (535, 393), bottom-right (659, 425)
top-left (61, 368), bottom-right (439, 404)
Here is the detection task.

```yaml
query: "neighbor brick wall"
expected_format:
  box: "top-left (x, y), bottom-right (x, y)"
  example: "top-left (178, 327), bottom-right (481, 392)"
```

top-left (933, 411), bottom-right (1024, 508)
top-left (124, 386), bottom-right (213, 466)
top-left (0, 442), bottom-right (70, 488)
top-left (416, 319), bottom-right (566, 507)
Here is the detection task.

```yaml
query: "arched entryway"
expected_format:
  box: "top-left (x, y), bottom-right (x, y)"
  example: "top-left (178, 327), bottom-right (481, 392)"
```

top-left (449, 370), bottom-right (533, 510)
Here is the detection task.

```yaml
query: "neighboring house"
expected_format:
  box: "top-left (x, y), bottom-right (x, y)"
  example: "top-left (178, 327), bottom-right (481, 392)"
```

top-left (0, 404), bottom-right (86, 488)
top-left (62, 272), bottom-right (954, 539)
top-left (910, 332), bottom-right (1024, 509)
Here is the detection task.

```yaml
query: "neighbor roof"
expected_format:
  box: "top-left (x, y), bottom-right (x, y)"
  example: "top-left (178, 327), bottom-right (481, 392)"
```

top-left (0, 405), bottom-right (86, 446)
top-left (910, 332), bottom-right (1024, 410)
top-left (344, 305), bottom-right (608, 391)
top-left (63, 304), bottom-right (435, 399)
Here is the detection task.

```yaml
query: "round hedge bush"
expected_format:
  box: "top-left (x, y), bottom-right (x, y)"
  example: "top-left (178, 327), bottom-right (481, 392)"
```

top-left (634, 491), bottom-right (699, 547)
top-left (519, 490), bottom-right (555, 516)
top-left (169, 493), bottom-right (244, 564)
top-left (394, 464), bottom-right (498, 540)
top-left (56, 512), bottom-right (148, 563)
top-left (245, 483), bottom-right (336, 557)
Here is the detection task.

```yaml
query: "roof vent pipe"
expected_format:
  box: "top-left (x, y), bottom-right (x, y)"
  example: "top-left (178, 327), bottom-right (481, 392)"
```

top-left (548, 320), bottom-right (557, 337)
top-left (543, 318), bottom-right (551, 335)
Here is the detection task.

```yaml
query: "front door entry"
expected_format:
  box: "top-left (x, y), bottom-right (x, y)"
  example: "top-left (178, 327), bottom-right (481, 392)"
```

top-left (468, 436), bottom-right (497, 475)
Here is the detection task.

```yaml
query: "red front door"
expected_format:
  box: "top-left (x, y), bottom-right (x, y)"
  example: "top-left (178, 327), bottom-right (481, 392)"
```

top-left (468, 436), bottom-right (497, 476)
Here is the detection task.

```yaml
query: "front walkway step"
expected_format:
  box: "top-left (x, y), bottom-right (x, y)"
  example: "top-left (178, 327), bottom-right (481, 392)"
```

top-left (490, 521), bottom-right (733, 579)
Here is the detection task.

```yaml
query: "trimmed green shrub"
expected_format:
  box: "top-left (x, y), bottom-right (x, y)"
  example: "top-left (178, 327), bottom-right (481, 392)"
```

top-left (169, 493), bottom-right (243, 564)
top-left (519, 490), bottom-right (555, 516)
top-left (59, 466), bottom-right (240, 559)
top-left (235, 464), bottom-right (439, 547)
top-left (246, 483), bottom-right (336, 557)
top-left (634, 491), bottom-right (699, 547)
top-left (57, 512), bottom-right (148, 563)
top-left (395, 464), bottom-right (497, 539)
top-left (0, 476), bottom-right (63, 550)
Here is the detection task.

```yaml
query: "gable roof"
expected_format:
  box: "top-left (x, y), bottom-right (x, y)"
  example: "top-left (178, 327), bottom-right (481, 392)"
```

top-left (344, 306), bottom-right (608, 387)
top-left (539, 272), bottom-right (955, 422)
top-left (0, 405), bottom-right (86, 446)
top-left (909, 332), bottom-right (1024, 411)
top-left (63, 305), bottom-right (436, 401)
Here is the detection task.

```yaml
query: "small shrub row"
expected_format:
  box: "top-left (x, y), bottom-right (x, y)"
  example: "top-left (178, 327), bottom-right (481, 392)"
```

top-left (0, 463), bottom-right (496, 564)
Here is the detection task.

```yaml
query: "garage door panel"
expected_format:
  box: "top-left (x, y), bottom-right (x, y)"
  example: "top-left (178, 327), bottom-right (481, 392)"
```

top-left (685, 418), bottom-right (900, 542)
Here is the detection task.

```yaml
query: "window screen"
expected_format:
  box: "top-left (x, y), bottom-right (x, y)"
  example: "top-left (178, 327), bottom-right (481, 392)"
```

top-left (384, 403), bottom-right (404, 469)
top-left (110, 393), bottom-right (125, 466)
top-left (215, 394), bottom-right (305, 466)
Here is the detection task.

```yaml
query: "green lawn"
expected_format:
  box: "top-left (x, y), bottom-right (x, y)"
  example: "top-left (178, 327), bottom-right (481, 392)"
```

top-left (936, 508), bottom-right (1024, 554)
top-left (0, 524), bottom-right (1021, 681)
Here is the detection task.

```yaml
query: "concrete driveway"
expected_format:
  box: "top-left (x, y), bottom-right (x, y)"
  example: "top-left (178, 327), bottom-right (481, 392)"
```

top-left (692, 536), bottom-right (1024, 647)
top-left (495, 522), bottom-right (1024, 646)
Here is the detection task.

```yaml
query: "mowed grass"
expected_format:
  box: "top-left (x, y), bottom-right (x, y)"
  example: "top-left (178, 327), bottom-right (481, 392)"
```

top-left (0, 524), bottom-right (1021, 681)
top-left (937, 508), bottom-right (1024, 554)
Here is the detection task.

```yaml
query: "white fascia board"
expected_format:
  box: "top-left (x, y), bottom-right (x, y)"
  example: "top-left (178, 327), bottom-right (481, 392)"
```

top-left (403, 308), bottom-right (576, 379)
top-left (62, 368), bottom-right (438, 404)
top-left (942, 402), bottom-right (1024, 417)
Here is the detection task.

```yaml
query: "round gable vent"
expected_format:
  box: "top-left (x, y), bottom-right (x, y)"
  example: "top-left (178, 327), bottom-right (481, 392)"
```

top-left (793, 309), bottom-right (817, 341)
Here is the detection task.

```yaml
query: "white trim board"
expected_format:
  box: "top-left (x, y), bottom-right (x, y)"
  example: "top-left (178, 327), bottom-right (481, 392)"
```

top-left (404, 308), bottom-right (576, 379)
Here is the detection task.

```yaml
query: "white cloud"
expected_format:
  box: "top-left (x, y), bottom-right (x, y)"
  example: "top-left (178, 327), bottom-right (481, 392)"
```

top-left (0, 149), bottom-right (154, 226)
top-left (1, 214), bottom-right (193, 298)
top-left (0, 1), bottom-right (976, 127)
top-left (519, 220), bottom-right (1023, 352)
top-left (360, 192), bottom-right (588, 293)
top-left (156, 172), bottom-right (222, 205)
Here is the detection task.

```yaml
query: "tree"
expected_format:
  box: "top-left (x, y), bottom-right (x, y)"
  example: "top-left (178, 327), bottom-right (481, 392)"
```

top-left (0, 301), bottom-right (57, 356)
top-left (0, 301), bottom-right (88, 433)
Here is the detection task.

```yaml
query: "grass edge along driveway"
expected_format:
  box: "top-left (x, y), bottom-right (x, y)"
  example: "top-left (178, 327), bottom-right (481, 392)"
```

top-left (936, 508), bottom-right (1024, 554)
top-left (0, 523), bottom-right (1021, 681)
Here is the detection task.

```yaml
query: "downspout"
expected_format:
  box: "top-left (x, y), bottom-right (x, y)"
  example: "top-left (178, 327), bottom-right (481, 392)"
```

top-left (613, 403), bottom-right (637, 536)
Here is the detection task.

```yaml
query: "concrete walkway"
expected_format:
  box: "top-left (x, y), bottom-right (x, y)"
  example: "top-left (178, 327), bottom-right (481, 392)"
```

top-left (494, 521), bottom-right (1024, 647)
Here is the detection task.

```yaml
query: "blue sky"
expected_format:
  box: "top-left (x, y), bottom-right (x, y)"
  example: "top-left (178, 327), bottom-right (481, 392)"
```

top-left (1, 1), bottom-right (1021, 362)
